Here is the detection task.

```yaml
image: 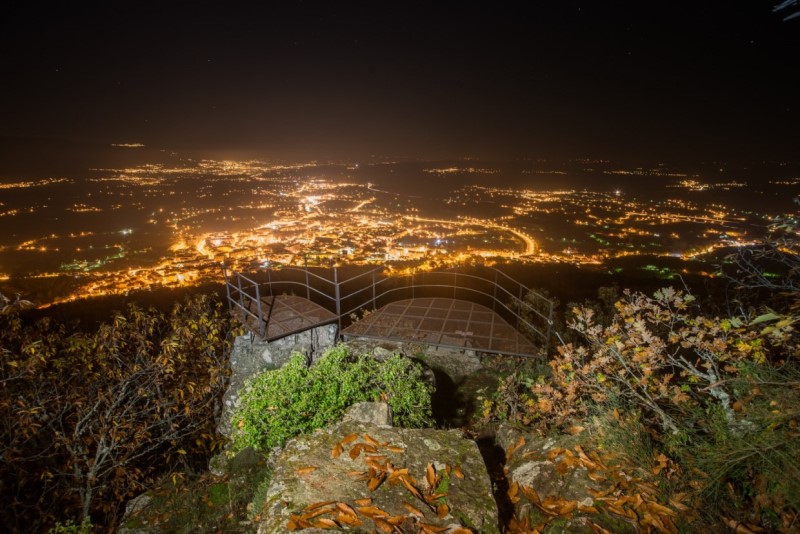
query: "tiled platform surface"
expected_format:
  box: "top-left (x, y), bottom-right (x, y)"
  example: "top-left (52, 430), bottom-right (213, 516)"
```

top-left (342, 297), bottom-right (539, 356)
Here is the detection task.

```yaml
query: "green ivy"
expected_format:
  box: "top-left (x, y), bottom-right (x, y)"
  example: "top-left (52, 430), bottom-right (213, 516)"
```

top-left (231, 344), bottom-right (433, 451)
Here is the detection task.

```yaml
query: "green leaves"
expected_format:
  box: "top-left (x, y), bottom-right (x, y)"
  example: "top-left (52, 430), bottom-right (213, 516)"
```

top-left (231, 345), bottom-right (433, 452)
top-left (750, 312), bottom-right (779, 325)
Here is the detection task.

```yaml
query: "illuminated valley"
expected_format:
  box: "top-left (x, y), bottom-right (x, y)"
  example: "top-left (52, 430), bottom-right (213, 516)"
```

top-left (0, 158), bottom-right (796, 307)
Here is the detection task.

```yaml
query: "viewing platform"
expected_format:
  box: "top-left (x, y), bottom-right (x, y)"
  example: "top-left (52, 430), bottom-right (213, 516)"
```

top-left (223, 265), bottom-right (553, 358)
top-left (235, 293), bottom-right (338, 341)
top-left (341, 297), bottom-right (538, 355)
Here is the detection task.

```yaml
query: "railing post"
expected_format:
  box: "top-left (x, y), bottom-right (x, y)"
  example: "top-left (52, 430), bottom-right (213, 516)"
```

top-left (255, 282), bottom-right (264, 337)
top-left (267, 264), bottom-right (273, 297)
top-left (237, 273), bottom-right (245, 311)
top-left (493, 269), bottom-right (498, 312)
top-left (372, 270), bottom-right (376, 310)
top-left (222, 263), bottom-right (232, 311)
top-left (334, 267), bottom-right (342, 336)
top-left (304, 254), bottom-right (310, 300)
top-left (544, 299), bottom-right (554, 355)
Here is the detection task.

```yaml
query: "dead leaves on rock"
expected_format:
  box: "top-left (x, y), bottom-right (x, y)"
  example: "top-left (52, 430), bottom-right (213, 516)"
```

top-left (505, 436), bottom-right (526, 462)
top-left (289, 432), bottom-right (475, 532)
top-left (287, 500), bottom-right (362, 530)
top-left (504, 440), bottom-right (688, 534)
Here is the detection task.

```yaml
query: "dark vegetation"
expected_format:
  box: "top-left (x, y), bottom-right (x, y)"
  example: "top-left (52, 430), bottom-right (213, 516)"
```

top-left (0, 294), bottom-right (240, 532)
top-left (483, 235), bottom-right (800, 532)
top-left (2, 232), bottom-right (799, 532)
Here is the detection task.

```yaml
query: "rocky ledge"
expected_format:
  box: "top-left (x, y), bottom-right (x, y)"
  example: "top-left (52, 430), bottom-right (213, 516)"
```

top-left (255, 404), bottom-right (499, 534)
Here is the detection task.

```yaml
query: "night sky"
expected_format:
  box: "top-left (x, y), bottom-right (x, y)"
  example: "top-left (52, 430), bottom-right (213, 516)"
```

top-left (1, 1), bottom-right (798, 163)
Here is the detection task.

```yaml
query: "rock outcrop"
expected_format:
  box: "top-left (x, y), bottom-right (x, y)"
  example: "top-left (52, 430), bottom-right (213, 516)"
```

top-left (496, 424), bottom-right (638, 534)
top-left (255, 405), bottom-right (499, 533)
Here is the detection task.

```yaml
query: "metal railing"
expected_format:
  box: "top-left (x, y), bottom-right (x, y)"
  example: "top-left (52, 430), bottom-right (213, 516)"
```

top-left (222, 264), bottom-right (555, 355)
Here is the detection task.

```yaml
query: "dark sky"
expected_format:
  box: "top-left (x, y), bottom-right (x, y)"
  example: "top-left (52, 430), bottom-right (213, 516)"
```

top-left (1, 1), bottom-right (797, 162)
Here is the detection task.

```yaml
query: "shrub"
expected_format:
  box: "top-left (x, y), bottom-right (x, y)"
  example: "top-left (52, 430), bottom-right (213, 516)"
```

top-left (231, 344), bottom-right (433, 451)
top-left (532, 287), bottom-right (797, 435)
top-left (491, 284), bottom-right (800, 530)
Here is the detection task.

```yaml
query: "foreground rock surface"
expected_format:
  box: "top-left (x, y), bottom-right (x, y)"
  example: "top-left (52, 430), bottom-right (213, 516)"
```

top-left (256, 419), bottom-right (499, 533)
top-left (496, 424), bottom-right (638, 534)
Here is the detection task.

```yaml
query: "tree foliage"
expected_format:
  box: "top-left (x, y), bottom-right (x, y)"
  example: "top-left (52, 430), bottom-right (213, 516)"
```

top-left (486, 278), bottom-right (800, 530)
top-left (231, 345), bottom-right (433, 452)
top-left (537, 287), bottom-right (797, 435)
top-left (0, 294), bottom-right (239, 532)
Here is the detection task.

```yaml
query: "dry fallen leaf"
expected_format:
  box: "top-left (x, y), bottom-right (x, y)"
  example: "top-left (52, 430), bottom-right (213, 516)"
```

top-left (723, 518), bottom-right (764, 534)
top-left (646, 500), bottom-right (677, 518)
top-left (340, 432), bottom-right (359, 445)
top-left (358, 505), bottom-right (389, 518)
top-left (587, 470), bottom-right (606, 482)
top-left (300, 505), bottom-right (336, 521)
top-left (337, 512), bottom-right (362, 526)
top-left (335, 502), bottom-right (357, 516)
top-left (354, 497), bottom-right (372, 506)
top-left (331, 442), bottom-right (343, 458)
top-left (667, 498), bottom-right (691, 513)
top-left (588, 521), bottom-right (613, 534)
top-left (287, 517), bottom-right (314, 530)
top-left (521, 485), bottom-right (540, 504)
top-left (306, 500), bottom-right (336, 511)
top-left (363, 433), bottom-right (381, 447)
top-left (373, 518), bottom-right (394, 533)
top-left (368, 472), bottom-right (387, 491)
top-left (295, 466), bottom-right (317, 476)
top-left (366, 458), bottom-right (389, 472)
top-left (403, 502), bottom-right (425, 518)
top-left (349, 444), bottom-right (364, 460)
top-left (313, 517), bottom-right (339, 529)
top-left (452, 464), bottom-right (464, 479)
top-left (506, 436), bottom-right (526, 460)
top-left (385, 445), bottom-right (405, 453)
top-left (388, 467), bottom-right (410, 483)
top-left (399, 474), bottom-right (424, 501)
top-left (436, 503), bottom-right (450, 518)
top-left (426, 463), bottom-right (436, 488)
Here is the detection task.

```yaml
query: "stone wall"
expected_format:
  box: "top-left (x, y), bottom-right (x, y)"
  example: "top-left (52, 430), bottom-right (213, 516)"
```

top-left (219, 324), bottom-right (338, 435)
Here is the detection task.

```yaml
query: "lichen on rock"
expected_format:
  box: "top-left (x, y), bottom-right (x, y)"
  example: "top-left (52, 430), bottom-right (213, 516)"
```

top-left (256, 420), bottom-right (499, 533)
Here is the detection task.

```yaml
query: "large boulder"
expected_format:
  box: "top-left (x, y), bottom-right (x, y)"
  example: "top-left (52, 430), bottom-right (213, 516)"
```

top-left (256, 419), bottom-right (500, 533)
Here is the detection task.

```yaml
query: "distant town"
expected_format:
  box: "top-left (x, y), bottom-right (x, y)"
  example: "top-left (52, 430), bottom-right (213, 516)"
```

top-left (0, 158), bottom-right (794, 307)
